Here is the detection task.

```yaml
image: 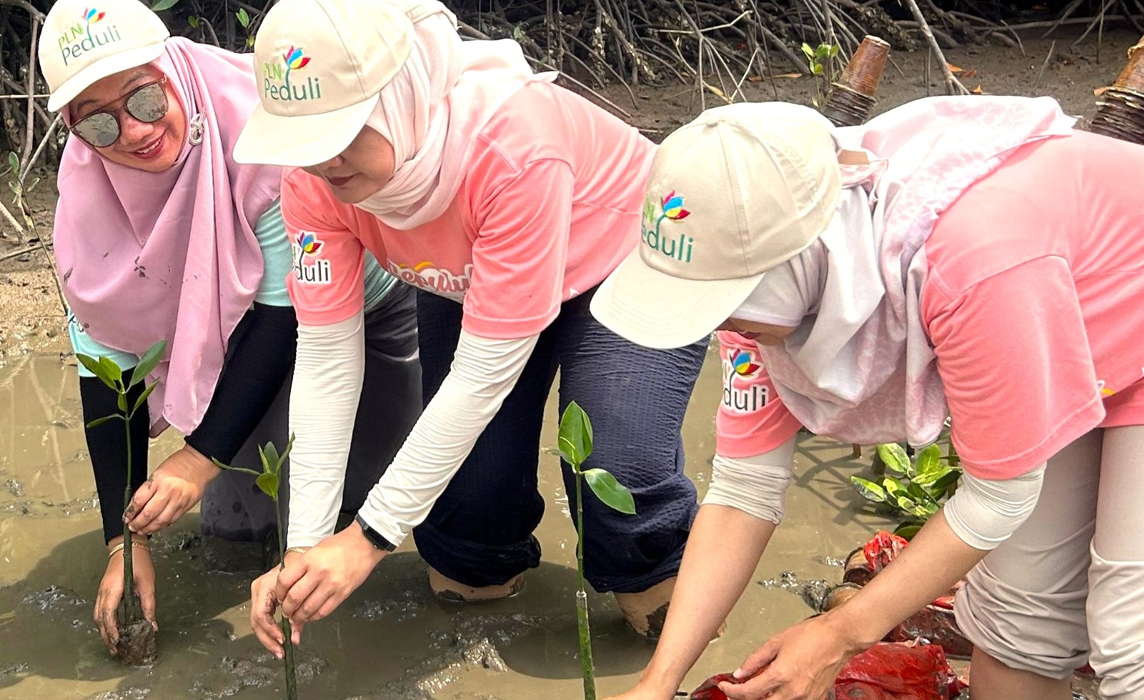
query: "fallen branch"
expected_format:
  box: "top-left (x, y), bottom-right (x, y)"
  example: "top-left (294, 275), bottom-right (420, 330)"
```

top-left (901, 0), bottom-right (969, 95)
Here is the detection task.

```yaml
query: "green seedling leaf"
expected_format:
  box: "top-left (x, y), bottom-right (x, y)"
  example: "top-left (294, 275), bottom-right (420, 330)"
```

top-left (877, 443), bottom-right (910, 476)
top-left (828, 44), bottom-right (840, 58)
top-left (583, 468), bottom-right (636, 515)
top-left (263, 441), bottom-right (281, 474)
top-left (895, 494), bottom-right (917, 513)
top-left (77, 353), bottom-right (119, 390)
top-left (211, 457), bottom-right (262, 477)
top-left (130, 340), bottom-right (167, 387)
top-left (914, 444), bottom-right (942, 480)
top-left (278, 434), bottom-right (296, 470)
top-left (257, 444), bottom-right (272, 475)
top-left (188, 15), bottom-right (200, 28)
top-left (7, 152), bottom-right (18, 175)
top-left (236, 8), bottom-right (250, 27)
top-left (86, 414), bottom-right (121, 429)
top-left (928, 468), bottom-right (962, 496)
top-left (558, 401), bottom-right (593, 468)
top-left (256, 472), bottom-right (280, 499)
top-left (98, 356), bottom-right (123, 386)
top-left (117, 392), bottom-right (128, 412)
top-left (812, 63), bottom-right (824, 75)
top-left (152, 0), bottom-right (179, 11)
top-left (132, 382), bottom-right (157, 415)
top-left (850, 476), bottom-right (886, 503)
top-left (801, 43), bottom-right (815, 59)
top-left (906, 481), bottom-right (930, 502)
top-left (894, 522), bottom-right (922, 540)
top-left (883, 477), bottom-right (908, 502)
top-left (26, 178), bottom-right (39, 193)
top-left (246, 36), bottom-right (255, 48)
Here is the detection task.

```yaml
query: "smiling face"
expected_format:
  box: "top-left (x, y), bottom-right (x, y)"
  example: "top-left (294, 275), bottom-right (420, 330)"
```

top-left (302, 126), bottom-right (397, 204)
top-left (68, 64), bottom-right (185, 172)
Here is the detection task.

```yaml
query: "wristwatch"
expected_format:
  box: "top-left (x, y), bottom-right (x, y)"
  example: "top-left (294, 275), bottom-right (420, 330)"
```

top-left (354, 514), bottom-right (397, 552)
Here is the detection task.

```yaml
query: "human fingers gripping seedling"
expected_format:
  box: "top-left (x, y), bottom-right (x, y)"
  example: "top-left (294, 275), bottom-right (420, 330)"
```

top-left (215, 436), bottom-right (300, 700)
top-left (78, 338), bottom-right (167, 666)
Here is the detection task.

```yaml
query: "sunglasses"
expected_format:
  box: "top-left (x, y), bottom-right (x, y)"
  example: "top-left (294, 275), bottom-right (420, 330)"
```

top-left (71, 77), bottom-right (169, 149)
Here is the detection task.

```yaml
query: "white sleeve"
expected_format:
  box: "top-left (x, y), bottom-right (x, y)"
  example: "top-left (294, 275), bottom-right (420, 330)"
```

top-left (702, 437), bottom-right (796, 524)
top-left (943, 464), bottom-right (1046, 551)
top-left (357, 329), bottom-right (538, 546)
top-left (286, 311), bottom-right (366, 548)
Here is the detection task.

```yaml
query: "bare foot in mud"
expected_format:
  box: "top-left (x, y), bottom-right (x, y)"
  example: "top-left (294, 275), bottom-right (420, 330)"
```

top-left (116, 618), bottom-right (157, 666)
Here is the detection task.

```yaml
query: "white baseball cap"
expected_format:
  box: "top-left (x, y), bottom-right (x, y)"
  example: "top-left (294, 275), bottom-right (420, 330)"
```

top-left (232, 0), bottom-right (414, 167)
top-left (39, 0), bottom-right (170, 112)
top-left (590, 101), bottom-right (842, 350)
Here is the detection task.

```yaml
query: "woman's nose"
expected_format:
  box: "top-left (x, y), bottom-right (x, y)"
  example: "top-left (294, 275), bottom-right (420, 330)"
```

top-left (117, 113), bottom-right (156, 147)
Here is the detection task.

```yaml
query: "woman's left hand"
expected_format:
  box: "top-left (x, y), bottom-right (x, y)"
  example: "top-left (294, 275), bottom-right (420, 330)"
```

top-left (718, 614), bottom-right (860, 700)
top-left (126, 445), bottom-right (219, 536)
top-left (275, 522), bottom-right (387, 625)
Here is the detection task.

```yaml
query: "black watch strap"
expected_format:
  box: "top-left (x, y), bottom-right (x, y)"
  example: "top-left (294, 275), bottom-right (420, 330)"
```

top-left (355, 514), bottom-right (397, 552)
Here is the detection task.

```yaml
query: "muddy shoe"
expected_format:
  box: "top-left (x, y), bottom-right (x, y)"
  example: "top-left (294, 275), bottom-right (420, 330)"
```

top-left (428, 567), bottom-right (525, 602)
top-left (116, 617), bottom-right (156, 666)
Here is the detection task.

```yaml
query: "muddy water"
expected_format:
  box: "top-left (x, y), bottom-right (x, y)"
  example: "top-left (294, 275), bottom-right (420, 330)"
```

top-left (0, 346), bottom-right (888, 700)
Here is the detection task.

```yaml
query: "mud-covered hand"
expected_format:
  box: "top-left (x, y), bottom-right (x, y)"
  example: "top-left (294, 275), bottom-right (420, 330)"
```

top-left (250, 550), bottom-right (308, 659)
top-left (276, 522), bottom-right (387, 627)
top-left (718, 615), bottom-right (859, 700)
top-left (126, 445), bottom-right (219, 536)
top-left (95, 539), bottom-right (157, 655)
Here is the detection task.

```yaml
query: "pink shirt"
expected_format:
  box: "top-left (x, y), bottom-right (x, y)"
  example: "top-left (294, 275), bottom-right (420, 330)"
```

top-left (717, 131), bottom-right (1144, 479)
top-left (280, 82), bottom-right (655, 338)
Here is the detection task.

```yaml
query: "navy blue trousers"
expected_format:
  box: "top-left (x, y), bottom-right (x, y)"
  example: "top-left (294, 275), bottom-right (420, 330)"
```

top-left (412, 289), bottom-right (707, 594)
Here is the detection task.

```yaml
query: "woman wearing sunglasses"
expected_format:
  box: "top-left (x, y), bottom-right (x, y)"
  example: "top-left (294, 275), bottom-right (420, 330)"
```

top-left (231, 0), bottom-right (708, 655)
top-left (38, 0), bottom-right (421, 655)
top-left (592, 99), bottom-right (1144, 700)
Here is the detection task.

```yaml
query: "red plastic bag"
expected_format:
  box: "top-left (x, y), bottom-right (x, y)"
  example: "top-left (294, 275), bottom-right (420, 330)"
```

top-left (690, 642), bottom-right (966, 700)
top-left (863, 532), bottom-right (909, 574)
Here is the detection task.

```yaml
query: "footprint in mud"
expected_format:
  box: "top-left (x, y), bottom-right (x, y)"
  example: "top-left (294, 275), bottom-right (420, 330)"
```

top-left (189, 649), bottom-right (328, 699)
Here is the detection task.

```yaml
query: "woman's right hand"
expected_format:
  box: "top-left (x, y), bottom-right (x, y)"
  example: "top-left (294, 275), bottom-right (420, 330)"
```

top-left (95, 538), bottom-right (157, 654)
top-left (250, 550), bottom-right (307, 658)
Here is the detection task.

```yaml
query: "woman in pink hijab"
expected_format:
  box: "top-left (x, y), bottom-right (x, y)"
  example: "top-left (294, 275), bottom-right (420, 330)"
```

top-left (38, 0), bottom-right (420, 655)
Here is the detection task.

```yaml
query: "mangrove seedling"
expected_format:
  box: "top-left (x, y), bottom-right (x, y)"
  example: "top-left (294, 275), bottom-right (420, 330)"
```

top-left (214, 436), bottom-right (298, 700)
top-left (78, 339), bottom-right (167, 665)
top-left (801, 42), bottom-right (840, 106)
top-left (557, 401), bottom-right (636, 700)
top-left (851, 442), bottom-right (962, 540)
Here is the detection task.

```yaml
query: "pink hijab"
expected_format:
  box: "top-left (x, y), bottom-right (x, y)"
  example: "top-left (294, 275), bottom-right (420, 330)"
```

top-left (54, 37), bottom-right (281, 436)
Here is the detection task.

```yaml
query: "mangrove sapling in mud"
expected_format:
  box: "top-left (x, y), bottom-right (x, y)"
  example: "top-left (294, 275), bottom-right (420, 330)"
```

top-left (557, 401), bottom-right (636, 700)
top-left (78, 339), bottom-right (167, 666)
top-left (214, 436), bottom-right (298, 700)
top-left (851, 441), bottom-right (962, 540)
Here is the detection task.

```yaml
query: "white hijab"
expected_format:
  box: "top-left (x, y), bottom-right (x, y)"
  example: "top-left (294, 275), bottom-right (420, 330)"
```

top-left (734, 96), bottom-right (1077, 447)
top-left (355, 0), bottom-right (556, 230)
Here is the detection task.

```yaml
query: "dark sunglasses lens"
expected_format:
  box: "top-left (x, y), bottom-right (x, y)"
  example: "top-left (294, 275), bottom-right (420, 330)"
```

top-left (126, 83), bottom-right (168, 124)
top-left (73, 112), bottom-right (119, 148)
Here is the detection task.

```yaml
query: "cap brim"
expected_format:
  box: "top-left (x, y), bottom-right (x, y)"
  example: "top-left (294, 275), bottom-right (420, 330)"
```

top-left (48, 42), bottom-right (166, 112)
top-left (590, 247), bottom-right (765, 350)
top-left (233, 98), bottom-right (376, 167)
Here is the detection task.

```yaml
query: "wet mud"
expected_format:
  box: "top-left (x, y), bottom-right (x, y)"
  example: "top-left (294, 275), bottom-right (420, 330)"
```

top-left (0, 349), bottom-right (889, 699)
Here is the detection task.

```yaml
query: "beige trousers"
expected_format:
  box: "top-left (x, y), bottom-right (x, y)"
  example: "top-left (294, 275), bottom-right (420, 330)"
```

top-left (954, 426), bottom-right (1144, 700)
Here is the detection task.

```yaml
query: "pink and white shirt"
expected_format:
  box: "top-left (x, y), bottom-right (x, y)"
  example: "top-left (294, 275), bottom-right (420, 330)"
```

top-left (717, 131), bottom-right (1144, 481)
top-left (282, 81), bottom-right (655, 338)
